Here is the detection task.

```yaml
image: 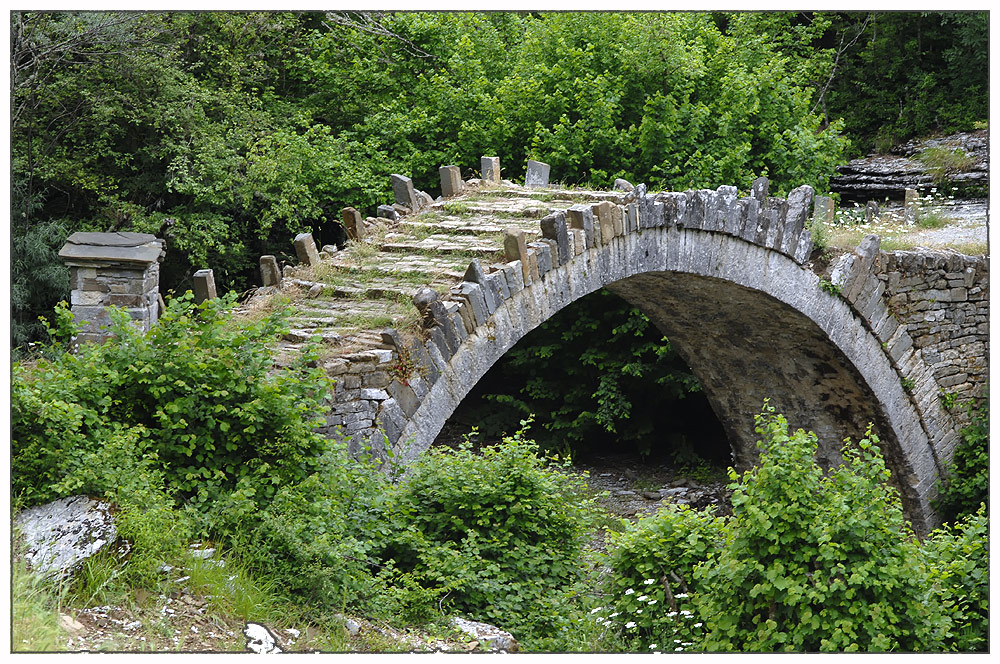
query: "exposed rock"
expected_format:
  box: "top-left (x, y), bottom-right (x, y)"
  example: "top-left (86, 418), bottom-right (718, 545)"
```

top-left (14, 495), bottom-right (128, 580)
top-left (449, 617), bottom-right (519, 652)
top-left (830, 130), bottom-right (988, 202)
top-left (243, 623), bottom-right (282, 653)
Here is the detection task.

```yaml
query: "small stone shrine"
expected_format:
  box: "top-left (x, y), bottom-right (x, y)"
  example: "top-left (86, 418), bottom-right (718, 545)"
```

top-left (58, 231), bottom-right (164, 344)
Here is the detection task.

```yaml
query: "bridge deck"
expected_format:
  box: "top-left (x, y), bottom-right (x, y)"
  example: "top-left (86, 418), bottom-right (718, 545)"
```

top-left (245, 180), bottom-right (626, 361)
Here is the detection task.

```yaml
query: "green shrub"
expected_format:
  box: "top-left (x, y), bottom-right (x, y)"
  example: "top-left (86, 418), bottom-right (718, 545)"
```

top-left (933, 394), bottom-right (988, 523)
top-left (600, 505), bottom-right (725, 652)
top-left (917, 146), bottom-right (976, 185)
top-left (693, 404), bottom-right (951, 652)
top-left (383, 424), bottom-right (601, 646)
top-left (11, 293), bottom-right (333, 509)
top-left (923, 505), bottom-right (988, 652)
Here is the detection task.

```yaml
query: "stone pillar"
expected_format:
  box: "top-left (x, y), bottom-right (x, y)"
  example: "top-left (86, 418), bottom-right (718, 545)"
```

top-left (439, 165), bottom-right (463, 198)
top-left (58, 231), bottom-right (164, 344)
top-left (525, 160), bottom-right (550, 187)
top-left (481, 156), bottom-right (501, 183)
top-left (260, 255), bottom-right (282, 287)
top-left (293, 232), bottom-right (321, 266)
top-left (391, 174), bottom-right (420, 211)
top-left (342, 207), bottom-right (365, 241)
top-left (503, 228), bottom-right (531, 285)
top-left (192, 269), bottom-right (217, 303)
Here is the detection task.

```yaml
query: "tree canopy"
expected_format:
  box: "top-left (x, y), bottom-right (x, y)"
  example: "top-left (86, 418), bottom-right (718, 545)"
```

top-left (9, 11), bottom-right (987, 348)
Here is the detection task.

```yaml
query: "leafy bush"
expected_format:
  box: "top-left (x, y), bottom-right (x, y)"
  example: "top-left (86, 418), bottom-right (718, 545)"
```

top-left (917, 146), bottom-right (976, 184)
top-left (383, 424), bottom-right (601, 646)
top-left (923, 505), bottom-right (989, 652)
top-left (933, 394), bottom-right (988, 523)
top-left (694, 405), bottom-right (950, 651)
top-left (471, 288), bottom-right (713, 459)
top-left (11, 293), bottom-right (332, 510)
top-left (599, 505), bottom-right (725, 651)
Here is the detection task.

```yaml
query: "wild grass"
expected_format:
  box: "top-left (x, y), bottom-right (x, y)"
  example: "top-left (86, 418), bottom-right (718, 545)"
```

top-left (11, 560), bottom-right (68, 652)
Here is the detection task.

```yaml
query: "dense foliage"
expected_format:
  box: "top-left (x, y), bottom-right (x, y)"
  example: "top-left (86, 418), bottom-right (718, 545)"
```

top-left (933, 395), bottom-right (988, 523)
top-left (12, 294), bottom-right (330, 508)
top-left (823, 12), bottom-right (988, 153)
top-left (463, 288), bottom-right (721, 459)
top-left (383, 425), bottom-right (601, 644)
top-left (597, 404), bottom-right (988, 652)
top-left (11, 10), bottom-right (862, 347)
top-left (11, 302), bottom-right (602, 647)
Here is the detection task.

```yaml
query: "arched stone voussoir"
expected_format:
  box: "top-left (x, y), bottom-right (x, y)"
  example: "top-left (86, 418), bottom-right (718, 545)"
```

top-left (393, 225), bottom-right (951, 534)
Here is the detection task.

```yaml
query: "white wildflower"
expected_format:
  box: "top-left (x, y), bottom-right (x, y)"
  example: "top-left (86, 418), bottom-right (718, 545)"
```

top-left (644, 578), bottom-right (656, 585)
top-left (681, 610), bottom-right (692, 616)
top-left (675, 593), bottom-right (689, 599)
top-left (637, 595), bottom-right (649, 602)
top-left (624, 588), bottom-right (634, 595)
top-left (648, 600), bottom-right (657, 605)
top-left (625, 622), bottom-right (637, 629)
top-left (649, 644), bottom-right (658, 649)
top-left (667, 612), bottom-right (678, 618)
top-left (610, 612), bottom-right (620, 618)
top-left (590, 607), bottom-right (602, 614)
top-left (694, 623), bottom-right (703, 628)
top-left (675, 647), bottom-right (685, 651)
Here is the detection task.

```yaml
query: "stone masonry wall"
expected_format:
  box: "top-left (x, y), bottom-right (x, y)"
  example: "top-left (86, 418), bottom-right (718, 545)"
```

top-left (876, 250), bottom-right (989, 422)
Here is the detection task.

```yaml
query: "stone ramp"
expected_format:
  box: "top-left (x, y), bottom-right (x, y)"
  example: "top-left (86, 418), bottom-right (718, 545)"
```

top-left (242, 179), bottom-right (629, 359)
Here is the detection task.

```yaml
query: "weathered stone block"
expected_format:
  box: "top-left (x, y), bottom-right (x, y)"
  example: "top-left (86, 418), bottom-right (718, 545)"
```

top-left (503, 228), bottom-right (531, 285)
top-left (781, 185), bottom-right (814, 255)
top-left (540, 212), bottom-right (570, 265)
top-left (593, 201), bottom-right (615, 244)
top-left (525, 160), bottom-right (550, 187)
top-left (463, 259), bottom-right (496, 313)
top-left (391, 174), bottom-right (420, 210)
top-left (569, 228), bottom-right (585, 255)
top-left (293, 232), bottom-right (321, 266)
top-left (259, 256), bottom-right (281, 286)
top-left (567, 204), bottom-right (596, 247)
top-left (377, 205), bottom-right (399, 220)
top-left (527, 241), bottom-right (552, 276)
top-left (342, 207), bottom-right (365, 241)
top-left (439, 165), bottom-right (463, 198)
top-left (481, 156), bottom-right (501, 183)
top-left (750, 176), bottom-right (769, 201)
top-left (193, 269), bottom-right (217, 303)
top-left (451, 281), bottom-right (489, 326)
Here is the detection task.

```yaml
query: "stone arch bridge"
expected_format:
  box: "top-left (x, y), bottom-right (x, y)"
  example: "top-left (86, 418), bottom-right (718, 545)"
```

top-left (62, 158), bottom-right (989, 534)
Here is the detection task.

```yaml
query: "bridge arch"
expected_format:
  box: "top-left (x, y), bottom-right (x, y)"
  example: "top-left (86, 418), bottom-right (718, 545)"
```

top-left (375, 186), bottom-right (959, 534)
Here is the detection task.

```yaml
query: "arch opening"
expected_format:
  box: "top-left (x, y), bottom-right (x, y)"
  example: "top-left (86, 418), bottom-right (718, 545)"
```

top-left (432, 287), bottom-right (731, 471)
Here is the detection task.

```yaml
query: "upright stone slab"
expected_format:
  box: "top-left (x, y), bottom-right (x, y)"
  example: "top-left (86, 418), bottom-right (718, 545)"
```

top-left (525, 160), bottom-right (550, 188)
top-left (293, 232), bottom-right (321, 266)
top-left (391, 174), bottom-right (420, 211)
top-left (192, 269), bottom-right (217, 303)
top-left (503, 228), bottom-right (532, 285)
top-left (781, 185), bottom-right (814, 255)
top-left (259, 255), bottom-right (281, 287)
top-left (481, 156), bottom-right (501, 184)
top-left (592, 201), bottom-right (615, 244)
top-left (439, 165), bottom-right (463, 198)
top-left (566, 204), bottom-right (596, 248)
top-left (58, 231), bottom-right (164, 344)
top-left (342, 207), bottom-right (366, 241)
top-left (539, 211), bottom-right (570, 265)
top-left (751, 176), bottom-right (770, 201)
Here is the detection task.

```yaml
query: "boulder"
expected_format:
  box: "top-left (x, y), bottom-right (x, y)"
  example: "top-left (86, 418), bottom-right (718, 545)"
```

top-left (14, 495), bottom-right (128, 579)
top-left (450, 617), bottom-right (519, 652)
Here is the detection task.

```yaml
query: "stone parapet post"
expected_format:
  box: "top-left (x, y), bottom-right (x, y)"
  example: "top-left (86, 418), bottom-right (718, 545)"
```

top-left (58, 231), bottom-right (164, 344)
